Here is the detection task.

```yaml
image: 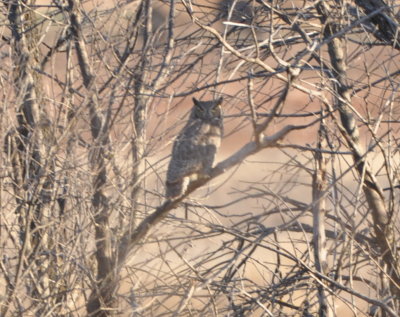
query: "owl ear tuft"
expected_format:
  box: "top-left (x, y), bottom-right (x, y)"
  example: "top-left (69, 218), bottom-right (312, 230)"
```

top-left (192, 97), bottom-right (199, 106)
top-left (217, 97), bottom-right (223, 105)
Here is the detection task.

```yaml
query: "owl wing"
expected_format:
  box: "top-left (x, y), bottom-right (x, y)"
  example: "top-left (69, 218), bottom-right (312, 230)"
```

top-left (166, 137), bottom-right (204, 183)
top-left (166, 121), bottom-right (219, 183)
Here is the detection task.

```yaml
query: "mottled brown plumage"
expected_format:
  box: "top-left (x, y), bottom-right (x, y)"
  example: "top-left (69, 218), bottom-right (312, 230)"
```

top-left (166, 97), bottom-right (223, 198)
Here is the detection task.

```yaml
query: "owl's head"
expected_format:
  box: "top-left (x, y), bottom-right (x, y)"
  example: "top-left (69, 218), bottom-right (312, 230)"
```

top-left (191, 97), bottom-right (223, 124)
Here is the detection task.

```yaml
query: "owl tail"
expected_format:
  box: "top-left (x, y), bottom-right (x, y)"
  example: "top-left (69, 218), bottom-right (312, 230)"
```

top-left (165, 180), bottom-right (184, 199)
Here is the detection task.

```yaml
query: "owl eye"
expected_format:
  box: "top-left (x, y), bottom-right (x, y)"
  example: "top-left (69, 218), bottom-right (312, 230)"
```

top-left (211, 107), bottom-right (220, 114)
top-left (194, 107), bottom-right (206, 118)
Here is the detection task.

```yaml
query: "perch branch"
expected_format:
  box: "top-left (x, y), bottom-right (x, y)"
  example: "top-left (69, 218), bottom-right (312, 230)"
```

top-left (118, 119), bottom-right (319, 265)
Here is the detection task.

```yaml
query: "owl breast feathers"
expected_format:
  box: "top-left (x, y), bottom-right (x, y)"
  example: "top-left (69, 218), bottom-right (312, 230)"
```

top-left (165, 97), bottom-right (223, 198)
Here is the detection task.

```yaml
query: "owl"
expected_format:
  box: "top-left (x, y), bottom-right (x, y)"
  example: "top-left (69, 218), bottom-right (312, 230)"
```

top-left (165, 97), bottom-right (223, 198)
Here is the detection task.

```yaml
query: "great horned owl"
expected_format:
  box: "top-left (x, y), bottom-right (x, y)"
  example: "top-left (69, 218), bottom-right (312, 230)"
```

top-left (165, 97), bottom-right (223, 198)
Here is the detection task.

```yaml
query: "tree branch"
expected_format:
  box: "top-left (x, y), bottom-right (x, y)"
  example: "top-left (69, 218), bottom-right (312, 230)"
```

top-left (118, 119), bottom-right (320, 265)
